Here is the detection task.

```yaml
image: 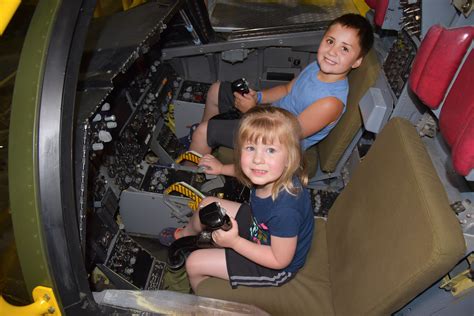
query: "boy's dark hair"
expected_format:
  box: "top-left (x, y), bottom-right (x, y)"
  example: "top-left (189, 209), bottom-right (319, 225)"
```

top-left (328, 13), bottom-right (374, 57)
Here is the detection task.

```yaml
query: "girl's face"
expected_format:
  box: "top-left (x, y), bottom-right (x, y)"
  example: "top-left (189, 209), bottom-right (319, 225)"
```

top-left (240, 138), bottom-right (288, 196)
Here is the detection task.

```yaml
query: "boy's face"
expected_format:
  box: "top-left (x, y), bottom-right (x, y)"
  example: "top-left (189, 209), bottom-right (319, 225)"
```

top-left (317, 23), bottom-right (363, 80)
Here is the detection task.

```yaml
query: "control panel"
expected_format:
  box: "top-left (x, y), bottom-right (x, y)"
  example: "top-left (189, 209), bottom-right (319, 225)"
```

top-left (99, 230), bottom-right (166, 290)
top-left (80, 56), bottom-right (249, 291)
top-left (88, 62), bottom-right (182, 198)
top-left (400, 0), bottom-right (422, 39)
top-left (383, 30), bottom-right (418, 98)
top-left (173, 80), bottom-right (211, 139)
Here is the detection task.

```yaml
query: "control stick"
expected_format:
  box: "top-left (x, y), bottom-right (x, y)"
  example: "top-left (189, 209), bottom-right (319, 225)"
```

top-left (167, 202), bottom-right (232, 269)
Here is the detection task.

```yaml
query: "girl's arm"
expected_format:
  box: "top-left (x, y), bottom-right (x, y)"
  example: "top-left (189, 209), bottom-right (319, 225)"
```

top-left (199, 154), bottom-right (235, 176)
top-left (297, 96), bottom-right (344, 138)
top-left (233, 235), bottom-right (297, 269)
top-left (213, 217), bottom-right (297, 270)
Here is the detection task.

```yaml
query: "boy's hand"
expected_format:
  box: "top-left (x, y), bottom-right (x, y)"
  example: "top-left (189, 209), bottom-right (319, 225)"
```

top-left (212, 217), bottom-right (240, 248)
top-left (198, 154), bottom-right (223, 175)
top-left (234, 89), bottom-right (257, 113)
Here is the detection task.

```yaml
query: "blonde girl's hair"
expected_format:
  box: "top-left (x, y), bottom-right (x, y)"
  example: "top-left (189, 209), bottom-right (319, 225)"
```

top-left (234, 106), bottom-right (308, 200)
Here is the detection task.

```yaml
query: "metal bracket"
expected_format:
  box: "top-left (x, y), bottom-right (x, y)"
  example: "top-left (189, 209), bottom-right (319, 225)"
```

top-left (440, 253), bottom-right (474, 296)
top-left (164, 181), bottom-right (205, 212)
top-left (0, 286), bottom-right (60, 315)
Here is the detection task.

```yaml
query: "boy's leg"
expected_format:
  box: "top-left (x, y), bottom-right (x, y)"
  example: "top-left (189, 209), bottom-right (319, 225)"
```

top-left (188, 120), bottom-right (212, 155)
top-left (187, 81), bottom-right (221, 155)
top-left (188, 81), bottom-right (237, 155)
top-left (201, 81), bottom-right (221, 122)
top-left (186, 248), bottom-right (228, 292)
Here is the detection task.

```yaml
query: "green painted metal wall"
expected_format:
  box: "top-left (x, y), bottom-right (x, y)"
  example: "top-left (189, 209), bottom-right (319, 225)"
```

top-left (8, 0), bottom-right (59, 297)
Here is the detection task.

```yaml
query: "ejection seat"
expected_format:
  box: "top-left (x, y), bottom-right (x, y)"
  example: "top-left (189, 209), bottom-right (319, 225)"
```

top-left (408, 24), bottom-right (474, 180)
top-left (196, 117), bottom-right (466, 315)
top-left (306, 48), bottom-right (380, 182)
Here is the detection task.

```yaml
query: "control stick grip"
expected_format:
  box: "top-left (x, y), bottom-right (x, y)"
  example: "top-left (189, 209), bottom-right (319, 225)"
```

top-left (199, 202), bottom-right (232, 231)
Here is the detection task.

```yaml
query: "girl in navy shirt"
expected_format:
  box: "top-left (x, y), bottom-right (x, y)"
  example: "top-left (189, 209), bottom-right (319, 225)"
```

top-left (164, 106), bottom-right (314, 291)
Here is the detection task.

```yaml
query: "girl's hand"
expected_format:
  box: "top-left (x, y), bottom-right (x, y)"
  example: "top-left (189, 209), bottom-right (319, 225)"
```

top-left (234, 89), bottom-right (257, 113)
top-left (212, 217), bottom-right (240, 249)
top-left (198, 154), bottom-right (223, 175)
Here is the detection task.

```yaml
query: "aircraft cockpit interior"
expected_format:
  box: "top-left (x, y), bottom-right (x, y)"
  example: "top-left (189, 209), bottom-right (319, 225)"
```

top-left (2, 0), bottom-right (474, 315)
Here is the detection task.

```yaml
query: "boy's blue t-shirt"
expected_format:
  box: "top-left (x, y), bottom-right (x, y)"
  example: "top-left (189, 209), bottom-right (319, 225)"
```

top-left (249, 180), bottom-right (314, 273)
top-left (274, 61), bottom-right (349, 150)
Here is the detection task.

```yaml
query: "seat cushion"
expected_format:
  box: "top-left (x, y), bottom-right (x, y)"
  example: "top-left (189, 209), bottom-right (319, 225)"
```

top-left (214, 146), bottom-right (234, 165)
top-left (326, 118), bottom-right (466, 315)
top-left (304, 145), bottom-right (318, 178)
top-left (196, 218), bottom-right (335, 316)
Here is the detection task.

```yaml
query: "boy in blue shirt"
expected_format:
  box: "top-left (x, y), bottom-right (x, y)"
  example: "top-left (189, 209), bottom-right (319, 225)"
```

top-left (188, 13), bottom-right (374, 176)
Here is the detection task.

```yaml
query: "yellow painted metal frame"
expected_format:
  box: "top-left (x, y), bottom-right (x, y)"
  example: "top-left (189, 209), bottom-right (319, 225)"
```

top-left (175, 150), bottom-right (203, 165)
top-left (93, 0), bottom-right (147, 17)
top-left (0, 286), bottom-right (60, 315)
top-left (164, 181), bottom-right (204, 211)
top-left (0, 0), bottom-right (21, 35)
top-left (352, 0), bottom-right (371, 16)
top-left (122, 0), bottom-right (146, 10)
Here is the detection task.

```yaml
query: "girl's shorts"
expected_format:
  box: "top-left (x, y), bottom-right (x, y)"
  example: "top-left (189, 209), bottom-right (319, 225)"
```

top-left (225, 203), bottom-right (295, 289)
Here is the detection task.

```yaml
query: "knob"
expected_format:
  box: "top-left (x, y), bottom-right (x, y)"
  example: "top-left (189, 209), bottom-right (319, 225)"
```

top-left (101, 102), bottom-right (111, 111)
top-left (98, 130), bottom-right (113, 142)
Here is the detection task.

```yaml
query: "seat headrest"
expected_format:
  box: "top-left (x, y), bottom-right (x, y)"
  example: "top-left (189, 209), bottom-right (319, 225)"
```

top-left (364, 0), bottom-right (377, 10)
top-left (439, 50), bottom-right (474, 176)
top-left (371, 0), bottom-right (389, 27)
top-left (409, 25), bottom-right (474, 109)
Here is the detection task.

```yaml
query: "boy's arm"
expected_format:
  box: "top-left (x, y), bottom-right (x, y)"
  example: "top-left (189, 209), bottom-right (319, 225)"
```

top-left (234, 79), bottom-right (296, 112)
top-left (259, 78), bottom-right (295, 104)
top-left (297, 96), bottom-right (344, 138)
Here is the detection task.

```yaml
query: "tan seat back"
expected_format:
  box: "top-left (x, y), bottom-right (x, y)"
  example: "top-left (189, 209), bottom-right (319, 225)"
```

top-left (317, 48), bottom-right (380, 172)
top-left (197, 118), bottom-right (465, 315)
top-left (327, 117), bottom-right (466, 315)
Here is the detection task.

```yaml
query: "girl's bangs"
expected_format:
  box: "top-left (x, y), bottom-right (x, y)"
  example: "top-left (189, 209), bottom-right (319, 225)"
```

top-left (241, 119), bottom-right (285, 145)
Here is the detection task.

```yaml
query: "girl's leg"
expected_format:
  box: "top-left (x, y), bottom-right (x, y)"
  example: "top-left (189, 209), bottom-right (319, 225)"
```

top-left (198, 196), bottom-right (242, 218)
top-left (185, 248), bottom-right (228, 292)
top-left (177, 196), bottom-right (242, 238)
